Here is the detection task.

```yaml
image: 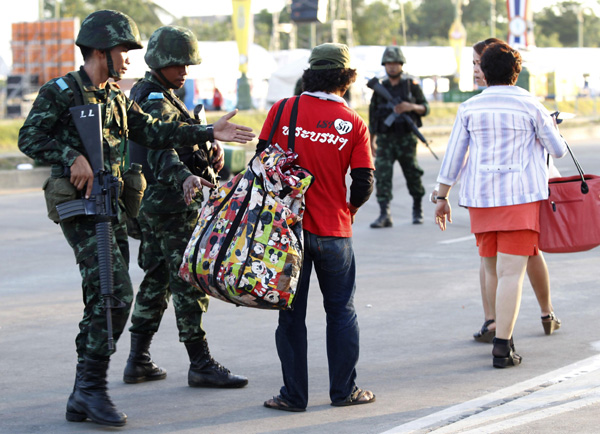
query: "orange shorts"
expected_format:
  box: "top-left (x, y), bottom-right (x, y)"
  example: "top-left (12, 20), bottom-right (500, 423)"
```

top-left (475, 230), bottom-right (540, 257)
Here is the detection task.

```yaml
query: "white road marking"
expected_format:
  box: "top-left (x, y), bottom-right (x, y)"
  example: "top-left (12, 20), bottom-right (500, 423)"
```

top-left (381, 348), bottom-right (600, 433)
top-left (438, 235), bottom-right (475, 244)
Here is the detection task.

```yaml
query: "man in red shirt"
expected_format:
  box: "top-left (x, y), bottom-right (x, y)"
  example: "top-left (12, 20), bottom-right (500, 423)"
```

top-left (257, 43), bottom-right (376, 411)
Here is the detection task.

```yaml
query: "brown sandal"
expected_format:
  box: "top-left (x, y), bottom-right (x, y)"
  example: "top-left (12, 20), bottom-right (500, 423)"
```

top-left (542, 312), bottom-right (561, 335)
top-left (264, 395), bottom-right (306, 412)
top-left (331, 386), bottom-right (376, 407)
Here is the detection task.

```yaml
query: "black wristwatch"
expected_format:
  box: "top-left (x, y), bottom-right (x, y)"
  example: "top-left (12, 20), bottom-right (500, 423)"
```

top-left (206, 125), bottom-right (214, 142)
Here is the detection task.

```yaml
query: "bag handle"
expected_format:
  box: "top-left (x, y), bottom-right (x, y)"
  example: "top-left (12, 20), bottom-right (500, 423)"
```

top-left (546, 132), bottom-right (589, 194)
top-left (266, 98), bottom-right (289, 146)
top-left (250, 97), bottom-right (289, 168)
top-left (287, 96), bottom-right (301, 152)
top-left (561, 140), bottom-right (589, 194)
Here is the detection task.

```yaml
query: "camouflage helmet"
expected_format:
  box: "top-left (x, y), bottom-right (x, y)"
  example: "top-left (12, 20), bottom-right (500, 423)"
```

top-left (381, 46), bottom-right (406, 65)
top-left (76, 10), bottom-right (143, 50)
top-left (144, 26), bottom-right (202, 70)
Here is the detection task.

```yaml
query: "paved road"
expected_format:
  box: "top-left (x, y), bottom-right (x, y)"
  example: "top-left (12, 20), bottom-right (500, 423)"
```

top-left (1, 129), bottom-right (600, 433)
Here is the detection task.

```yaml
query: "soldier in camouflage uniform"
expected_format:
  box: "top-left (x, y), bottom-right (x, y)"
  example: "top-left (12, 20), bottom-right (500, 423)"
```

top-left (123, 26), bottom-right (248, 389)
top-left (369, 46), bottom-right (429, 227)
top-left (18, 11), bottom-right (254, 428)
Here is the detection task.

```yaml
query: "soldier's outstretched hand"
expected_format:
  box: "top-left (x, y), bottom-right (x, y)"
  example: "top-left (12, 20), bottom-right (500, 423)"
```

top-left (213, 109), bottom-right (255, 144)
top-left (183, 175), bottom-right (215, 206)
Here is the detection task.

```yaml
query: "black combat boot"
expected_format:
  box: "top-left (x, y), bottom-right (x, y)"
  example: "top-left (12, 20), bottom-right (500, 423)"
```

top-left (370, 201), bottom-right (393, 228)
top-left (185, 339), bottom-right (248, 388)
top-left (123, 333), bottom-right (167, 384)
top-left (65, 356), bottom-right (127, 427)
top-left (412, 198), bottom-right (424, 224)
top-left (65, 361), bottom-right (85, 422)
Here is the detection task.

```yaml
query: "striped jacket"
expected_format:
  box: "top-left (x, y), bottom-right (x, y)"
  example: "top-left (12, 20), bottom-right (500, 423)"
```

top-left (437, 85), bottom-right (567, 208)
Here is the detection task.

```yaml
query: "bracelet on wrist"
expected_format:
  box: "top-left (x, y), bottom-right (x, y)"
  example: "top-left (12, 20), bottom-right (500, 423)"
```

top-left (436, 196), bottom-right (448, 200)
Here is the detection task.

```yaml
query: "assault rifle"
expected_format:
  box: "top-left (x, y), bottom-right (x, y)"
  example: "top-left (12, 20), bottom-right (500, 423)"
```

top-left (367, 77), bottom-right (438, 160)
top-left (56, 103), bottom-right (125, 351)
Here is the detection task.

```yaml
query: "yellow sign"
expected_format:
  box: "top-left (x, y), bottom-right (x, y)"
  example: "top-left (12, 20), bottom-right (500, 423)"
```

top-left (232, 0), bottom-right (253, 74)
top-left (448, 19), bottom-right (466, 76)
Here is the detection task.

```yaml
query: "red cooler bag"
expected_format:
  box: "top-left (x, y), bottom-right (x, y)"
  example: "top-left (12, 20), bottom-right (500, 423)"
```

top-left (539, 145), bottom-right (600, 253)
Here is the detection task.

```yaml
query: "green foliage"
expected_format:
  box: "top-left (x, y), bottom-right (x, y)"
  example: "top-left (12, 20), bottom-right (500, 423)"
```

top-left (534, 1), bottom-right (600, 47)
top-left (41, 0), bottom-right (600, 51)
top-left (412, 0), bottom-right (456, 43)
top-left (176, 16), bottom-right (234, 42)
top-left (354, 1), bottom-right (402, 45)
top-left (534, 31), bottom-right (563, 48)
top-left (254, 10), bottom-right (274, 49)
top-left (0, 120), bottom-right (25, 152)
top-left (535, 1), bottom-right (579, 47)
top-left (47, 0), bottom-right (171, 39)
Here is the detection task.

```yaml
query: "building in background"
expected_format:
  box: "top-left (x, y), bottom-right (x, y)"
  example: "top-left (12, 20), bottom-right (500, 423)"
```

top-left (7, 18), bottom-right (80, 117)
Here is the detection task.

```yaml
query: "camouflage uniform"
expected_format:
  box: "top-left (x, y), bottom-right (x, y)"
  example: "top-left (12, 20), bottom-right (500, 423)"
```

top-left (369, 47), bottom-right (429, 226)
top-left (17, 11), bottom-right (221, 428)
top-left (369, 77), bottom-right (428, 203)
top-left (18, 67), bottom-right (213, 360)
top-left (370, 79), bottom-right (429, 199)
top-left (123, 25), bottom-right (248, 389)
top-left (128, 72), bottom-right (210, 341)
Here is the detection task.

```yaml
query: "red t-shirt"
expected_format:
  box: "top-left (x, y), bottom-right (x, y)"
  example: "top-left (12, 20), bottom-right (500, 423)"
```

top-left (259, 94), bottom-right (374, 237)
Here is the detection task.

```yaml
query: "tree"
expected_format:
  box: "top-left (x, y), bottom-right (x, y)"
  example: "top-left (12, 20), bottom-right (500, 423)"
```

top-left (47, 0), bottom-right (173, 39)
top-left (45, 0), bottom-right (600, 51)
top-left (176, 16), bottom-right (234, 42)
top-left (354, 1), bottom-right (400, 45)
top-left (410, 0), bottom-right (456, 45)
top-left (462, 0), bottom-right (508, 45)
top-left (534, 1), bottom-right (600, 47)
top-left (254, 9), bottom-right (273, 49)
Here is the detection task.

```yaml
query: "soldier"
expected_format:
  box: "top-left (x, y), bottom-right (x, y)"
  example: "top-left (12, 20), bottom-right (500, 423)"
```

top-left (123, 26), bottom-right (248, 389)
top-left (18, 10), bottom-right (254, 428)
top-left (369, 46), bottom-right (429, 226)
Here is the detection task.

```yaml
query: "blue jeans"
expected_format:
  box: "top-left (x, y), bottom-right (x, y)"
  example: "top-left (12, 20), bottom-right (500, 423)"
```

top-left (275, 231), bottom-right (359, 408)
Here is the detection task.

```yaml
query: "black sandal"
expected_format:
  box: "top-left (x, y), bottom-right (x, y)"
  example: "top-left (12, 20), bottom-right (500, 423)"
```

top-left (492, 337), bottom-right (522, 368)
top-left (473, 319), bottom-right (495, 343)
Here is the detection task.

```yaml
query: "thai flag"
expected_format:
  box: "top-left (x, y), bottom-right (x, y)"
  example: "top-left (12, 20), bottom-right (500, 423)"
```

top-left (507, 0), bottom-right (534, 48)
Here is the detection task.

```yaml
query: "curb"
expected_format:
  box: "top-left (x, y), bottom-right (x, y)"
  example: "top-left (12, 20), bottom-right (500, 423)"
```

top-left (0, 167), bottom-right (49, 195)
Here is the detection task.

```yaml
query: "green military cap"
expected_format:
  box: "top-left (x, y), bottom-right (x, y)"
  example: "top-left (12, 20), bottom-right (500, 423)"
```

top-left (381, 46), bottom-right (406, 65)
top-left (145, 26), bottom-right (202, 70)
top-left (309, 43), bottom-right (351, 70)
top-left (76, 10), bottom-right (143, 50)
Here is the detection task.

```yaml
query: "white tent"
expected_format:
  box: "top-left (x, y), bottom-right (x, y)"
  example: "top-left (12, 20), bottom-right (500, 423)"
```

top-left (265, 49), bottom-right (310, 103)
top-left (265, 45), bottom-right (473, 106)
top-left (266, 45), bottom-right (600, 106)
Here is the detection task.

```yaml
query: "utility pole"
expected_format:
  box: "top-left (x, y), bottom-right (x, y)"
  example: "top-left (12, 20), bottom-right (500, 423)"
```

top-left (400, 0), bottom-right (407, 46)
top-left (330, 0), bottom-right (354, 46)
top-left (270, 1), bottom-right (297, 50)
top-left (490, 0), bottom-right (496, 38)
